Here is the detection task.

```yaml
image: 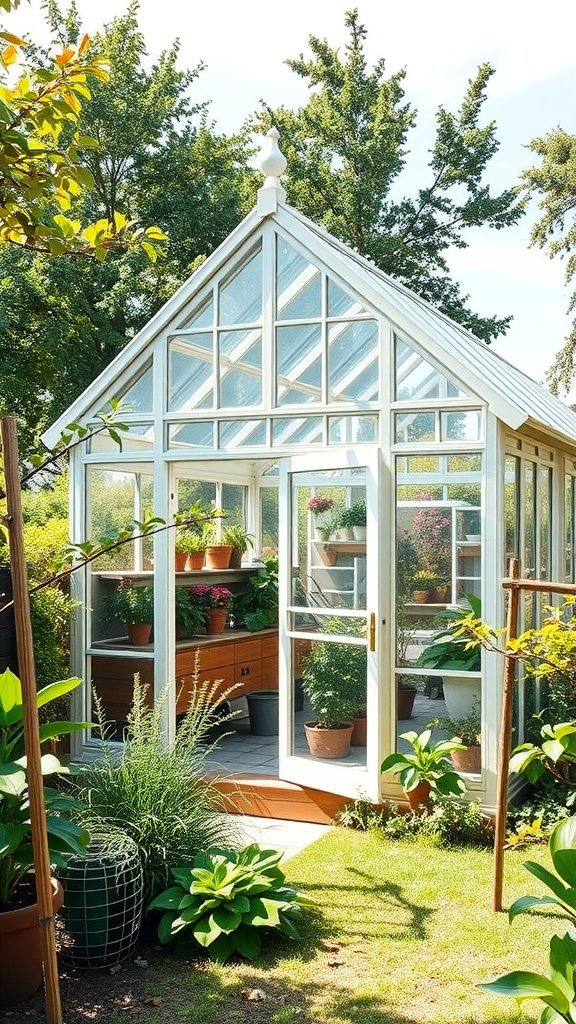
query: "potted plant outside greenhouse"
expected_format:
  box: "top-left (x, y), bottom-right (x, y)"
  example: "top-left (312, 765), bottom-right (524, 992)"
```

top-left (301, 620), bottom-right (364, 758)
top-left (416, 595), bottom-right (481, 717)
top-left (0, 670), bottom-right (90, 1007)
top-left (381, 728), bottom-right (466, 812)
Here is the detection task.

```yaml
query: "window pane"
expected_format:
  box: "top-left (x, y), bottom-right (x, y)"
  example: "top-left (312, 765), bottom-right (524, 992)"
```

top-left (168, 334), bottom-right (213, 411)
top-left (328, 415), bottom-right (378, 443)
top-left (168, 422), bottom-right (214, 449)
top-left (219, 248), bottom-right (262, 325)
top-left (276, 236), bottom-right (321, 321)
top-left (441, 410), bottom-right (482, 441)
top-left (260, 486), bottom-right (279, 554)
top-left (89, 424), bottom-right (154, 453)
top-left (539, 466), bottom-right (551, 581)
top-left (566, 475), bottom-right (575, 582)
top-left (219, 419), bottom-right (267, 448)
top-left (218, 329), bottom-right (262, 407)
top-left (177, 298), bottom-right (213, 330)
top-left (117, 364), bottom-right (153, 413)
top-left (276, 324), bottom-right (322, 405)
top-left (272, 417), bottom-right (323, 446)
top-left (222, 484), bottom-right (247, 528)
top-left (177, 479), bottom-right (217, 511)
top-left (328, 320), bottom-right (379, 402)
top-left (395, 412), bottom-right (436, 443)
top-left (505, 456), bottom-right (520, 569)
top-left (395, 336), bottom-right (466, 400)
top-left (328, 278), bottom-right (366, 317)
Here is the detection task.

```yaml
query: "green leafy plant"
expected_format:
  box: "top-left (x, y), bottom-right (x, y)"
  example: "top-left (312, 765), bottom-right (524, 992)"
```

top-left (338, 794), bottom-right (491, 848)
top-left (417, 595), bottom-right (482, 672)
top-left (381, 729), bottom-right (466, 797)
top-left (509, 721), bottom-right (576, 789)
top-left (0, 669), bottom-right (90, 906)
top-left (109, 584), bottom-right (153, 625)
top-left (175, 589), bottom-right (205, 636)
top-left (478, 931), bottom-right (576, 1023)
top-left (234, 556), bottom-right (279, 632)
top-left (149, 844), bottom-right (312, 963)
top-left (508, 814), bottom-right (576, 926)
top-left (222, 524), bottom-right (255, 557)
top-left (347, 501), bottom-right (366, 528)
top-left (412, 569), bottom-right (436, 590)
top-left (436, 703), bottom-right (481, 747)
top-left (175, 530), bottom-right (206, 556)
top-left (336, 506), bottom-right (355, 530)
top-left (301, 618), bottom-right (366, 726)
top-left (74, 675), bottom-right (237, 901)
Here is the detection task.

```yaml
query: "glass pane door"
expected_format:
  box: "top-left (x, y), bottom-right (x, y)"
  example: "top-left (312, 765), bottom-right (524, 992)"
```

top-left (278, 450), bottom-right (381, 800)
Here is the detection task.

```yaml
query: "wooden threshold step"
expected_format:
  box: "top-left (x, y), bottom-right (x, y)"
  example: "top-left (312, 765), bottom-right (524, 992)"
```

top-left (207, 772), bottom-right (347, 825)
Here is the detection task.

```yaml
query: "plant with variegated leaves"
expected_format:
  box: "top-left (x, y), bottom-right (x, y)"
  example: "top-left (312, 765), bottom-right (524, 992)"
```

top-left (149, 845), bottom-right (312, 962)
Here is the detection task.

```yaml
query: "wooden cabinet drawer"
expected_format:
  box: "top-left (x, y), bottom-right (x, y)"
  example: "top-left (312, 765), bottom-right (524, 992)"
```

top-left (261, 655), bottom-right (278, 690)
top-left (234, 659), bottom-right (262, 695)
top-left (261, 634), bottom-right (278, 659)
top-left (234, 639), bottom-right (261, 664)
top-left (176, 664), bottom-right (235, 714)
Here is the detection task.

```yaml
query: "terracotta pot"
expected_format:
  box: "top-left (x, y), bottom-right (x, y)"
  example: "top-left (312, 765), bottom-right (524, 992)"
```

top-left (351, 715), bottom-right (367, 746)
top-left (318, 544), bottom-right (337, 566)
top-left (304, 721), bottom-right (353, 759)
top-left (205, 545), bottom-right (232, 570)
top-left (397, 686), bottom-right (417, 720)
top-left (205, 607), bottom-right (228, 634)
top-left (406, 780), bottom-right (432, 813)
top-left (228, 548), bottom-right (242, 569)
top-left (127, 622), bottom-right (152, 645)
top-left (0, 877), bottom-right (63, 1007)
top-left (185, 552), bottom-right (205, 571)
top-left (412, 590), bottom-right (430, 604)
top-left (452, 746), bottom-right (481, 774)
top-left (175, 552), bottom-right (188, 572)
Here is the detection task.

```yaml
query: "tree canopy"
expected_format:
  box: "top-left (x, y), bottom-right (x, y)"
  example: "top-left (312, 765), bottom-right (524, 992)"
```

top-left (521, 129), bottom-right (576, 395)
top-left (256, 9), bottom-right (523, 342)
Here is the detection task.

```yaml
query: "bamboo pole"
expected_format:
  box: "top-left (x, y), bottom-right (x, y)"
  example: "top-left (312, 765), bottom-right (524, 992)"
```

top-left (1, 417), bottom-right (62, 1024)
top-left (492, 556), bottom-right (520, 913)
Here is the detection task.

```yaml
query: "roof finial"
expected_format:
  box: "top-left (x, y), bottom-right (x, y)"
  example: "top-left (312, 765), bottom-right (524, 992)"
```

top-left (257, 127), bottom-right (286, 212)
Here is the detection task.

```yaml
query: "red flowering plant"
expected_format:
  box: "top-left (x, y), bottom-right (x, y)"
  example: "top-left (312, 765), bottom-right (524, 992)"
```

top-left (190, 584), bottom-right (232, 609)
top-left (307, 495), bottom-right (335, 516)
top-left (412, 494), bottom-right (451, 584)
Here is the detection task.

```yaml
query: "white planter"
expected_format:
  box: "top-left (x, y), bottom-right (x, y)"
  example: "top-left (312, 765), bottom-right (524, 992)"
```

top-left (442, 676), bottom-right (481, 719)
top-left (336, 528), bottom-right (353, 541)
top-left (314, 527), bottom-right (330, 541)
top-left (352, 526), bottom-right (366, 540)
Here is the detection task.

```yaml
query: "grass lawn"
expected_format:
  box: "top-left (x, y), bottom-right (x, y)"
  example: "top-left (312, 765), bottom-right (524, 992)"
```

top-left (29, 828), bottom-right (563, 1024)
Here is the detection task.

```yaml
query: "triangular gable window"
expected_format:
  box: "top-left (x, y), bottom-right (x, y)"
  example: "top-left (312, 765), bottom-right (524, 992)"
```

top-left (395, 336), bottom-right (467, 401)
top-left (116, 363), bottom-right (153, 413)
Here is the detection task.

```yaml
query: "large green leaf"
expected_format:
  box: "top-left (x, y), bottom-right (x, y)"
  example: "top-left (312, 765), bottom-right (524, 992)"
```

top-left (0, 762), bottom-right (26, 796)
top-left (478, 972), bottom-right (570, 1013)
top-left (208, 933), bottom-right (236, 963)
top-left (0, 668), bottom-right (21, 723)
top-left (523, 862), bottom-right (576, 911)
top-left (211, 906), bottom-right (241, 934)
top-left (149, 886), bottom-right (186, 912)
top-left (35, 676), bottom-right (82, 709)
top-left (550, 818), bottom-right (576, 885)
top-left (45, 816), bottom-right (90, 856)
top-left (244, 896), bottom-right (281, 928)
top-left (157, 910), bottom-right (177, 944)
top-left (233, 924), bottom-right (261, 961)
top-left (509, 895), bottom-right (570, 923)
top-left (38, 720), bottom-right (92, 743)
top-left (0, 822), bottom-right (28, 856)
top-left (193, 915), bottom-right (222, 947)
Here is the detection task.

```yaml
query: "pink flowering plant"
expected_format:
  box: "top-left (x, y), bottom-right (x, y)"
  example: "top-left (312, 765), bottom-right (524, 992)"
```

top-left (307, 495), bottom-right (334, 516)
top-left (190, 584), bottom-right (232, 609)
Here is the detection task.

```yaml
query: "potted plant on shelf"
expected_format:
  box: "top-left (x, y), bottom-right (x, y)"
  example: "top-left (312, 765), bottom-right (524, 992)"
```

top-left (175, 588), bottom-right (205, 639)
top-left (335, 505), bottom-right (354, 541)
top-left (436, 702), bottom-right (481, 774)
top-left (233, 556), bottom-right (279, 632)
top-left (416, 595), bottom-right (482, 718)
top-left (307, 495), bottom-right (335, 541)
top-left (190, 584), bottom-right (232, 634)
top-left (222, 524), bottom-right (255, 569)
top-left (301, 619), bottom-right (364, 758)
top-left (380, 728), bottom-right (466, 812)
top-left (349, 500), bottom-right (367, 541)
top-left (433, 579), bottom-right (450, 603)
top-left (176, 530), bottom-right (207, 571)
top-left (0, 670), bottom-right (90, 1007)
top-left (203, 517), bottom-right (233, 570)
top-left (411, 569), bottom-right (436, 603)
top-left (109, 583), bottom-right (154, 645)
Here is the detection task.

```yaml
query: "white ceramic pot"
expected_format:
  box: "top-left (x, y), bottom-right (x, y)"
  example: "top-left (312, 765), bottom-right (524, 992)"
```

top-left (442, 676), bottom-right (481, 719)
top-left (352, 526), bottom-right (366, 540)
top-left (336, 528), bottom-right (354, 541)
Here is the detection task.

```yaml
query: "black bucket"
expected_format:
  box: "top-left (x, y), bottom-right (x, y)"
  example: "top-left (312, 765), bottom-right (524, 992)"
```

top-left (247, 690), bottom-right (279, 736)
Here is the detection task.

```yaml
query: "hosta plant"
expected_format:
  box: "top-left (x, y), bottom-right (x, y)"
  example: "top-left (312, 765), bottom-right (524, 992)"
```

top-left (508, 814), bottom-right (576, 926)
top-left (381, 729), bottom-right (466, 797)
top-left (149, 844), bottom-right (312, 962)
top-left (478, 931), bottom-right (576, 1023)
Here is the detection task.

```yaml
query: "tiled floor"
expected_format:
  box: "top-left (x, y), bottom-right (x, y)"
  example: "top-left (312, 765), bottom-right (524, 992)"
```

top-left (232, 814), bottom-right (331, 860)
top-left (204, 692), bottom-right (448, 774)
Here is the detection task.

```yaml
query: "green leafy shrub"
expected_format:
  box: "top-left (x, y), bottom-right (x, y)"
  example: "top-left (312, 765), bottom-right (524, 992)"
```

top-left (74, 676), bottom-right (238, 902)
top-left (479, 931), bottom-right (576, 1023)
top-left (30, 586), bottom-right (75, 720)
top-left (23, 517), bottom-right (69, 581)
top-left (109, 584), bottom-right (153, 625)
top-left (338, 795), bottom-right (491, 848)
top-left (381, 729), bottom-right (466, 798)
top-left (509, 720), bottom-right (576, 789)
top-left (302, 617), bottom-right (366, 724)
top-left (508, 775), bottom-right (574, 835)
top-left (508, 815), bottom-right (576, 926)
top-left (149, 845), bottom-right (312, 962)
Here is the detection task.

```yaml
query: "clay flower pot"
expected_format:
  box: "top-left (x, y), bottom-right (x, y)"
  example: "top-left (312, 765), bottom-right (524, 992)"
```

top-left (0, 877), bottom-right (63, 1007)
top-left (127, 622), bottom-right (152, 645)
top-left (186, 552), bottom-right (205, 571)
top-left (351, 714), bottom-right (367, 746)
top-left (406, 780), bottom-right (432, 813)
top-left (205, 607), bottom-right (228, 634)
top-left (175, 552), bottom-right (188, 572)
top-left (304, 722), bottom-right (353, 759)
top-left (452, 745), bottom-right (481, 774)
top-left (397, 686), bottom-right (417, 720)
top-left (412, 590), bottom-right (430, 604)
top-left (205, 545), bottom-right (233, 570)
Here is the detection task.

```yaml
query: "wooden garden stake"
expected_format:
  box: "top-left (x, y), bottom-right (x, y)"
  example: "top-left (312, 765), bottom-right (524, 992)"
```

top-left (492, 557), bottom-right (520, 913)
top-left (1, 417), bottom-right (62, 1024)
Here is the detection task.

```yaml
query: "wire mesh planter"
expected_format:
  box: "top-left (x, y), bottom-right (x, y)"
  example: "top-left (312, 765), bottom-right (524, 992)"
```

top-left (57, 831), bottom-right (143, 969)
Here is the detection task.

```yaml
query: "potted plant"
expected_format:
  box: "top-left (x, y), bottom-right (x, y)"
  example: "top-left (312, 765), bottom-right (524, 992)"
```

top-left (233, 556), bottom-right (279, 631)
top-left (301, 619), bottom-right (363, 758)
top-left (174, 532), bottom-right (191, 572)
top-left (396, 612), bottom-right (417, 719)
top-left (176, 530), bottom-right (206, 571)
top-left (190, 584), bottom-right (232, 634)
top-left (0, 670), bottom-right (90, 1006)
top-left (416, 595), bottom-right (482, 717)
top-left (175, 588), bottom-right (205, 639)
top-left (222, 524), bottom-right (255, 569)
top-left (307, 495), bottom-right (335, 541)
top-left (433, 579), bottom-right (450, 603)
top-left (436, 703), bottom-right (481, 774)
top-left (348, 500), bottom-right (367, 541)
top-left (411, 569), bottom-right (436, 603)
top-left (109, 583), bottom-right (154, 645)
top-left (203, 521), bottom-right (233, 570)
top-left (335, 505), bottom-right (354, 541)
top-left (381, 728), bottom-right (466, 812)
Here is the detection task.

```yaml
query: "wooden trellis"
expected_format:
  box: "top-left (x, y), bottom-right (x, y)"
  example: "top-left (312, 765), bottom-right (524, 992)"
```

top-left (493, 558), bottom-right (576, 912)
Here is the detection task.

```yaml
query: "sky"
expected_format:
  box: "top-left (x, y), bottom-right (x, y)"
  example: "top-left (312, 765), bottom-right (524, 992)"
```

top-left (10, 0), bottom-right (576, 394)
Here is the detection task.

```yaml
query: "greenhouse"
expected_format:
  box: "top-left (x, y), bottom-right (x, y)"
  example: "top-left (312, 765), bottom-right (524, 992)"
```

top-left (44, 130), bottom-right (576, 818)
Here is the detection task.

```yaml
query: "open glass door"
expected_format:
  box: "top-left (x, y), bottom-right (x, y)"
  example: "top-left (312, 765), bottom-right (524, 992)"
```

top-left (278, 449), bottom-right (382, 801)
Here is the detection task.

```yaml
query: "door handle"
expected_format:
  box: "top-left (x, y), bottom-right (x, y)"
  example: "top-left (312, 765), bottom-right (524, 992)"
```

top-left (368, 612), bottom-right (376, 652)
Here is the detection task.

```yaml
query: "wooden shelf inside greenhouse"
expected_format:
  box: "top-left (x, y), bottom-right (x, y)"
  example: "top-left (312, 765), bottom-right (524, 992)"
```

top-left (93, 566), bottom-right (261, 583)
top-left (312, 541), bottom-right (366, 554)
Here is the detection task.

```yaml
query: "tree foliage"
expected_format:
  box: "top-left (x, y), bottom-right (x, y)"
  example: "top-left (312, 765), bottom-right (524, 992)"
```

top-left (256, 9), bottom-right (523, 342)
top-left (521, 130), bottom-right (576, 394)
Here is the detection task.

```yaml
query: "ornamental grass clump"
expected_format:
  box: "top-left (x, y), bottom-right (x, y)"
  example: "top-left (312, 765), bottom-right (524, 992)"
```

top-left (74, 672), bottom-right (238, 902)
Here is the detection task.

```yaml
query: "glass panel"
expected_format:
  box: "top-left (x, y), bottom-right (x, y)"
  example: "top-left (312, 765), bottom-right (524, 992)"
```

top-left (168, 333), bottom-right (213, 411)
top-left (539, 465), bottom-right (551, 581)
top-left (117, 364), bottom-right (153, 413)
top-left (219, 247), bottom-right (262, 325)
top-left (523, 462), bottom-right (536, 629)
top-left (177, 479), bottom-right (217, 512)
top-left (272, 417), bottom-right (323, 447)
top-left (90, 653), bottom-right (154, 741)
top-left (565, 474), bottom-right (575, 582)
top-left (168, 422), bottom-right (214, 449)
top-left (276, 324), bottom-right (322, 405)
top-left (505, 455), bottom-right (520, 570)
top-left (219, 419), bottom-right (267, 448)
top-left (88, 469), bottom-right (139, 574)
top-left (218, 329), bottom-right (262, 407)
top-left (395, 412), bottom-right (436, 443)
top-left (328, 278), bottom-right (366, 317)
top-left (88, 424), bottom-right (154, 453)
top-left (328, 415), bottom-right (378, 444)
top-left (328, 320), bottom-right (379, 402)
top-left (276, 236), bottom-right (321, 321)
top-left (177, 298), bottom-right (214, 330)
top-left (395, 336), bottom-right (467, 400)
top-left (441, 410), bottom-right (482, 441)
top-left (260, 486), bottom-right (279, 555)
top-left (222, 484), bottom-right (247, 530)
